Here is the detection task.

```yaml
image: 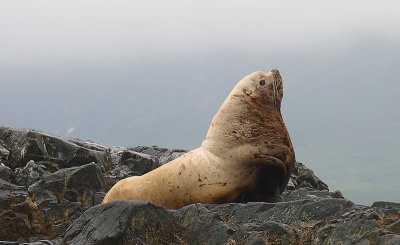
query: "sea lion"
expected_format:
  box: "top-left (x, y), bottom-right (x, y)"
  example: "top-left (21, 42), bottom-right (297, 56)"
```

top-left (103, 70), bottom-right (295, 209)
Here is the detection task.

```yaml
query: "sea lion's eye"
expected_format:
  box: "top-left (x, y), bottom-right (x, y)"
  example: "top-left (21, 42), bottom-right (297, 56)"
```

top-left (259, 80), bottom-right (266, 86)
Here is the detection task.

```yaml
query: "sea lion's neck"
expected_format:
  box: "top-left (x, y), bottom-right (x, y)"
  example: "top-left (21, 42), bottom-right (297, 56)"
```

top-left (202, 95), bottom-right (284, 157)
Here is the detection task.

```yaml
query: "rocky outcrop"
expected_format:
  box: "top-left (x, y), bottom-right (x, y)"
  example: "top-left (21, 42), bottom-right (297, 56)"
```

top-left (0, 125), bottom-right (399, 244)
top-left (0, 126), bottom-right (189, 243)
top-left (0, 127), bottom-right (112, 171)
top-left (63, 199), bottom-right (400, 245)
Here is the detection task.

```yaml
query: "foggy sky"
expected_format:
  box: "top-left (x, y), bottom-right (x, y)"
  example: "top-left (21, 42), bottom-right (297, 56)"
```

top-left (1, 1), bottom-right (399, 205)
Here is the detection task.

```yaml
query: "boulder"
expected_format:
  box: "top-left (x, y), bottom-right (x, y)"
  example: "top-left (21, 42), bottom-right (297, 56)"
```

top-left (103, 150), bottom-right (156, 190)
top-left (0, 161), bottom-right (105, 242)
top-left (0, 144), bottom-right (9, 161)
top-left (289, 162), bottom-right (329, 191)
top-left (29, 162), bottom-right (105, 208)
top-left (0, 126), bottom-right (112, 171)
top-left (0, 163), bottom-right (15, 182)
top-left (15, 160), bottom-right (50, 187)
top-left (0, 180), bottom-right (32, 242)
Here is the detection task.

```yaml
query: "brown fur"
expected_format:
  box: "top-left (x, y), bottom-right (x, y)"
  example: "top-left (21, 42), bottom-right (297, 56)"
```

top-left (103, 70), bottom-right (295, 209)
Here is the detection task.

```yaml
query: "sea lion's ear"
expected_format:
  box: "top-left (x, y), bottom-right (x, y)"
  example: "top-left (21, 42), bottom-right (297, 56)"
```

top-left (259, 80), bottom-right (266, 86)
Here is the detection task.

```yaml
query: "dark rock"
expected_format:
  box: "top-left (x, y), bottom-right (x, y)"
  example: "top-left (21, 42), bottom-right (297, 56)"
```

top-left (0, 180), bottom-right (32, 242)
top-left (15, 160), bottom-right (50, 187)
top-left (372, 201), bottom-right (400, 210)
top-left (0, 144), bottom-right (9, 161)
top-left (34, 202), bottom-right (85, 239)
top-left (130, 146), bottom-right (186, 165)
top-left (93, 192), bottom-right (106, 205)
top-left (0, 171), bottom-right (89, 242)
top-left (118, 150), bottom-right (157, 174)
top-left (63, 197), bottom-right (400, 245)
top-left (103, 164), bottom-right (132, 190)
top-left (281, 188), bottom-right (344, 202)
top-left (63, 201), bottom-right (175, 245)
top-left (0, 126), bottom-right (112, 171)
top-left (290, 162), bottom-right (329, 191)
top-left (103, 150), bottom-right (157, 190)
top-left (29, 163), bottom-right (105, 208)
top-left (0, 163), bottom-right (15, 182)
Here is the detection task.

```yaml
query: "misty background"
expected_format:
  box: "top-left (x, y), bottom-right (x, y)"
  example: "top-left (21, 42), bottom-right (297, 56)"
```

top-left (0, 1), bottom-right (399, 205)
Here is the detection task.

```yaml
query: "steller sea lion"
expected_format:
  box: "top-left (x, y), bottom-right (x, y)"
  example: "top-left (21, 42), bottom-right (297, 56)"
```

top-left (103, 70), bottom-right (295, 209)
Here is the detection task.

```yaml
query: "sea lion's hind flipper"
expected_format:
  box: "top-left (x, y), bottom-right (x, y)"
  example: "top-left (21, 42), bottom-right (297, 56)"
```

top-left (236, 164), bottom-right (284, 203)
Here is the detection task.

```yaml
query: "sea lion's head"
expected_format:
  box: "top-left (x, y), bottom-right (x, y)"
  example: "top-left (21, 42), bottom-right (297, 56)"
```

top-left (234, 69), bottom-right (283, 109)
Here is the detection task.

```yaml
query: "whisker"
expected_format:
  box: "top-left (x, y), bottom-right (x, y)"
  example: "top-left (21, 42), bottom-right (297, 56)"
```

top-left (272, 81), bottom-right (277, 109)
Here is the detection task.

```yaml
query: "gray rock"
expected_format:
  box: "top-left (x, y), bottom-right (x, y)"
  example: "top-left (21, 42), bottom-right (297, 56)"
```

top-left (63, 197), bottom-right (400, 245)
top-left (93, 192), bottom-right (106, 206)
top-left (281, 187), bottom-right (344, 202)
top-left (63, 201), bottom-right (156, 245)
top-left (372, 201), bottom-right (400, 210)
top-left (0, 242), bottom-right (19, 245)
top-left (0, 163), bottom-right (15, 182)
top-left (118, 150), bottom-right (158, 174)
top-left (29, 162), bottom-right (105, 208)
top-left (0, 179), bottom-right (32, 241)
top-left (0, 239), bottom-right (61, 245)
top-left (0, 126), bottom-right (112, 171)
top-left (15, 160), bottom-right (50, 187)
top-left (103, 150), bottom-right (157, 190)
top-left (21, 241), bottom-right (54, 245)
top-left (0, 144), bottom-right (9, 161)
top-left (291, 161), bottom-right (329, 191)
top-left (0, 163), bottom-right (100, 242)
top-left (130, 146), bottom-right (186, 165)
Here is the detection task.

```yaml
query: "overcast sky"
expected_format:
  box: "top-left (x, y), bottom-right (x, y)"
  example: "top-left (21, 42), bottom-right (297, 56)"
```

top-left (1, 1), bottom-right (399, 205)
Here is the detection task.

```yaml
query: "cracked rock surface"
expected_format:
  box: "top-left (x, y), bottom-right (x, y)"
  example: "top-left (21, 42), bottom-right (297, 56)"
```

top-left (0, 126), bottom-right (399, 244)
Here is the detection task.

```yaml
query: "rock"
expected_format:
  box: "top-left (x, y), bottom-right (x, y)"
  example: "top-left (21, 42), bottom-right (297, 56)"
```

top-left (103, 150), bottom-right (156, 190)
top-left (15, 160), bottom-right (50, 187)
top-left (0, 242), bottom-right (19, 245)
top-left (372, 201), bottom-right (400, 210)
top-left (281, 187), bottom-right (344, 202)
top-left (130, 146), bottom-right (186, 165)
top-left (0, 163), bottom-right (15, 182)
top-left (28, 201), bottom-right (85, 241)
top-left (24, 163), bottom-right (104, 240)
top-left (63, 197), bottom-right (400, 244)
top-left (372, 202), bottom-right (400, 235)
top-left (0, 126), bottom-right (112, 171)
top-left (93, 192), bottom-right (106, 206)
top-left (0, 162), bottom-right (102, 242)
top-left (29, 162), bottom-right (105, 208)
top-left (21, 241), bottom-right (55, 245)
top-left (0, 144), bottom-right (9, 161)
top-left (118, 150), bottom-right (158, 174)
top-left (62, 201), bottom-right (157, 245)
top-left (291, 162), bottom-right (329, 191)
top-left (0, 180), bottom-right (32, 242)
top-left (0, 126), bottom-right (399, 244)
